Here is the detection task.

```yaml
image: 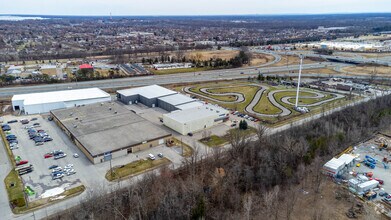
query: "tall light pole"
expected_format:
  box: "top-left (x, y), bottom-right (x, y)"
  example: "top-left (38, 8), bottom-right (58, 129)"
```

top-left (295, 54), bottom-right (304, 108)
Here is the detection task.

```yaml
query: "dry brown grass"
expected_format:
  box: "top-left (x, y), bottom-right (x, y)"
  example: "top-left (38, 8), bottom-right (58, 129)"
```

top-left (301, 68), bottom-right (340, 75)
top-left (250, 53), bottom-right (275, 66)
top-left (41, 68), bottom-right (57, 76)
top-left (184, 50), bottom-right (239, 61)
top-left (342, 65), bottom-right (391, 76)
top-left (270, 55), bottom-right (318, 67)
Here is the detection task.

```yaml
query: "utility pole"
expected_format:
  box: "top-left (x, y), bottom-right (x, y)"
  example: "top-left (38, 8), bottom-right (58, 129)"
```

top-left (295, 54), bottom-right (304, 108)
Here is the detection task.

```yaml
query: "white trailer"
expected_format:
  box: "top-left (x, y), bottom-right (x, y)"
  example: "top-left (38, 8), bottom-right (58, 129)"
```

top-left (357, 180), bottom-right (379, 194)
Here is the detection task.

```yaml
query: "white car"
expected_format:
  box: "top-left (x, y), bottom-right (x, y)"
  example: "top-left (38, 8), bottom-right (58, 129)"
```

top-left (52, 167), bottom-right (62, 173)
top-left (148, 154), bottom-right (156, 160)
top-left (73, 153), bottom-right (79, 158)
top-left (66, 169), bottom-right (76, 176)
top-left (52, 173), bottom-right (64, 180)
top-left (64, 164), bottom-right (74, 169)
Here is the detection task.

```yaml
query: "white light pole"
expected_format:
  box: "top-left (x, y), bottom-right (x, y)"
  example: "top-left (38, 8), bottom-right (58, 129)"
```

top-left (295, 54), bottom-right (304, 108)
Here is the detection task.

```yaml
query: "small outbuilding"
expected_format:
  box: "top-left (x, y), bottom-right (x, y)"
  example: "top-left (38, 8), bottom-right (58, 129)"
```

top-left (322, 157), bottom-right (346, 177)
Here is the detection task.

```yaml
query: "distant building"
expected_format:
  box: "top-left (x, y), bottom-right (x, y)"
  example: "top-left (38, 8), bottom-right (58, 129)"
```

top-left (79, 64), bottom-right (94, 70)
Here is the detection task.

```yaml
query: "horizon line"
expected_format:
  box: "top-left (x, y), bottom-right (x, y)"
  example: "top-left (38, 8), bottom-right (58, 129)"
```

top-left (1, 12), bottom-right (391, 17)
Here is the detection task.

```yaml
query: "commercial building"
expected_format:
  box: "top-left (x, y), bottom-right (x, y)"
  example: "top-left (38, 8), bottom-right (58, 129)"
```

top-left (163, 104), bottom-right (229, 135)
top-left (12, 88), bottom-right (111, 115)
top-left (116, 85), bottom-right (202, 112)
top-left (51, 102), bottom-right (172, 164)
top-left (117, 85), bottom-right (177, 107)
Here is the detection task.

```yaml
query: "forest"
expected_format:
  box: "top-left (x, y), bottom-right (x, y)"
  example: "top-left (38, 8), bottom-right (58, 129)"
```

top-left (49, 94), bottom-right (391, 220)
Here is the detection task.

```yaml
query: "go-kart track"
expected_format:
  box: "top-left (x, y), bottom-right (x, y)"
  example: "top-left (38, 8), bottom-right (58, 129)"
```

top-left (183, 84), bottom-right (345, 118)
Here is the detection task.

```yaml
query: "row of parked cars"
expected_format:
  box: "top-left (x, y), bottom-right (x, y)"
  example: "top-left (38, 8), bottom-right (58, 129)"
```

top-left (27, 127), bottom-right (53, 145)
top-left (44, 150), bottom-right (67, 160)
top-left (49, 163), bottom-right (76, 180)
top-left (231, 111), bottom-right (259, 122)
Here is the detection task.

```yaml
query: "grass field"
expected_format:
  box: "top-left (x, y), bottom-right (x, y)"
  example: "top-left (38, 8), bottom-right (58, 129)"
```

top-left (5, 169), bottom-right (26, 209)
top-left (200, 128), bottom-right (257, 147)
top-left (150, 67), bottom-right (210, 75)
top-left (253, 90), bottom-right (282, 115)
top-left (184, 50), bottom-right (239, 61)
top-left (270, 55), bottom-right (318, 67)
top-left (342, 65), bottom-right (391, 76)
top-left (106, 158), bottom-right (171, 181)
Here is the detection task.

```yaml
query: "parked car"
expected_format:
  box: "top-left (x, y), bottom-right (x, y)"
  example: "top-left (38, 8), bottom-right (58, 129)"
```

top-left (16, 160), bottom-right (28, 166)
top-left (49, 165), bottom-right (58, 169)
top-left (157, 153), bottom-right (163, 158)
top-left (66, 169), bottom-right (76, 176)
top-left (54, 153), bottom-right (67, 160)
top-left (10, 144), bottom-right (19, 150)
top-left (52, 173), bottom-right (64, 180)
top-left (379, 191), bottom-right (389, 197)
top-left (31, 118), bottom-right (38, 121)
top-left (231, 123), bottom-right (237, 127)
top-left (43, 137), bottom-right (53, 142)
top-left (375, 178), bottom-right (384, 185)
top-left (52, 167), bottom-right (63, 173)
top-left (2, 125), bottom-right (11, 131)
top-left (33, 123), bottom-right (40, 126)
top-left (20, 119), bottom-right (29, 124)
top-left (73, 153), bottom-right (79, 158)
top-left (7, 120), bottom-right (17, 124)
top-left (64, 164), bottom-right (74, 169)
top-left (44, 153), bottom-right (53, 159)
top-left (8, 140), bottom-right (18, 144)
top-left (187, 132), bottom-right (193, 137)
top-left (35, 142), bottom-right (44, 146)
top-left (148, 154), bottom-right (156, 160)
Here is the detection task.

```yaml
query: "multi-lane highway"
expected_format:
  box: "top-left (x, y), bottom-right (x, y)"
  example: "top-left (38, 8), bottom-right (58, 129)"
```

top-left (0, 62), bottom-right (339, 97)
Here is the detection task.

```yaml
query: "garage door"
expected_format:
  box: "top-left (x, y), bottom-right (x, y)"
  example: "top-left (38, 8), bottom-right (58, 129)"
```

top-left (159, 139), bottom-right (164, 145)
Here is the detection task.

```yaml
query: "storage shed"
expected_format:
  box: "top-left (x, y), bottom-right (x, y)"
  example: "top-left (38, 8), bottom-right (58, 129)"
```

top-left (322, 158), bottom-right (346, 177)
top-left (338, 154), bottom-right (356, 167)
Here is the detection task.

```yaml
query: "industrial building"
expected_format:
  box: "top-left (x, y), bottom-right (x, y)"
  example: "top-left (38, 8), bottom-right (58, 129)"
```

top-left (163, 104), bottom-right (229, 135)
top-left (51, 102), bottom-right (172, 164)
top-left (12, 88), bottom-right (111, 115)
top-left (117, 85), bottom-right (202, 111)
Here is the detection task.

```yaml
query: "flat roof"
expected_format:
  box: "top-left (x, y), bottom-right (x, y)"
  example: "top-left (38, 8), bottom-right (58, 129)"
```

top-left (51, 102), bottom-right (171, 156)
top-left (176, 101), bottom-right (204, 110)
top-left (164, 104), bottom-right (228, 124)
top-left (158, 93), bottom-right (196, 106)
top-left (12, 88), bottom-right (110, 106)
top-left (117, 85), bottom-right (177, 99)
top-left (323, 158), bottom-right (345, 170)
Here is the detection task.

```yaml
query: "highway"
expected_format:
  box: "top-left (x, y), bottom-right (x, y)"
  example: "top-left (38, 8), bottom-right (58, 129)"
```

top-left (0, 62), bottom-right (340, 97)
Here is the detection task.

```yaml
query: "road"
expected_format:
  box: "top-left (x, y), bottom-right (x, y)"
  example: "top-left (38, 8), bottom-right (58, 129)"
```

top-left (0, 62), bottom-right (338, 97)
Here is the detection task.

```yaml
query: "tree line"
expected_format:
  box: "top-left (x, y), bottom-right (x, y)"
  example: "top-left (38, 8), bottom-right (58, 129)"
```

top-left (48, 94), bottom-right (391, 220)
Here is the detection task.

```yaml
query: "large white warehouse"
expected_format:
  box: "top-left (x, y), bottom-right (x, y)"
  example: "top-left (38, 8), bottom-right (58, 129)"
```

top-left (163, 104), bottom-right (229, 135)
top-left (12, 88), bottom-right (111, 115)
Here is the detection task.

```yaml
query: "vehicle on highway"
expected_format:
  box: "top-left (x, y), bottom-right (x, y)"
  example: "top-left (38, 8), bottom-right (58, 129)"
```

top-left (148, 154), bottom-right (156, 160)
top-left (49, 165), bottom-right (58, 169)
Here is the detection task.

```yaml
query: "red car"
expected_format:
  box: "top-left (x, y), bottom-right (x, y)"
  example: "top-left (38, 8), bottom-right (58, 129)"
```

top-left (375, 178), bottom-right (384, 185)
top-left (16, 160), bottom-right (28, 166)
top-left (44, 153), bottom-right (53, 159)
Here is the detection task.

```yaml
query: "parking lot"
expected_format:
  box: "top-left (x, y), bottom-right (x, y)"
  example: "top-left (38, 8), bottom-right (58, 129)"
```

top-left (1, 113), bottom-right (186, 203)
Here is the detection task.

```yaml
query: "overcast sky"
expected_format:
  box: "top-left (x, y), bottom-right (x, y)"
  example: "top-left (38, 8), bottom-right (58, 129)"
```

top-left (1, 0), bottom-right (391, 16)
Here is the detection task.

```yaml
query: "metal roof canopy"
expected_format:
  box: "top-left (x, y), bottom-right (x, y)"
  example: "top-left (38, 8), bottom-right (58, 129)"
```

top-left (12, 88), bottom-right (110, 105)
top-left (117, 85), bottom-right (177, 99)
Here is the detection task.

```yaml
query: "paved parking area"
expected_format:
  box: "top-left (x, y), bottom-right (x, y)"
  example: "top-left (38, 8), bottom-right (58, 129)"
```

top-left (2, 114), bottom-right (96, 202)
top-left (1, 113), bottom-right (187, 203)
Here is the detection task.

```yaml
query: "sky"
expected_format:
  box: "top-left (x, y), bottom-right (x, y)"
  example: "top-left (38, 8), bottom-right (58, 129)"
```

top-left (1, 0), bottom-right (391, 16)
